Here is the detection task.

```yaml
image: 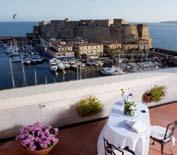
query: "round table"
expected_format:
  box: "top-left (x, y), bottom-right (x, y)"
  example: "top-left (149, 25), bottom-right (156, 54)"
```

top-left (97, 101), bottom-right (151, 155)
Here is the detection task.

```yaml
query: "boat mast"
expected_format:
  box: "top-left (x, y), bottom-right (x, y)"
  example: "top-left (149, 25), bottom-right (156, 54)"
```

top-left (34, 68), bottom-right (38, 85)
top-left (79, 65), bottom-right (82, 79)
top-left (21, 61), bottom-right (27, 86)
top-left (45, 77), bottom-right (48, 84)
top-left (9, 58), bottom-right (15, 88)
top-left (77, 65), bottom-right (79, 80)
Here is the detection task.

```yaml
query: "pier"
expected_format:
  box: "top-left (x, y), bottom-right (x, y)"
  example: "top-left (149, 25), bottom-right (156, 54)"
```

top-left (0, 36), bottom-right (27, 41)
top-left (150, 48), bottom-right (177, 66)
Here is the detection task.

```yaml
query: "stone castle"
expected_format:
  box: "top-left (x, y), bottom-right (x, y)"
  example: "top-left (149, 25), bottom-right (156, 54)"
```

top-left (32, 18), bottom-right (152, 50)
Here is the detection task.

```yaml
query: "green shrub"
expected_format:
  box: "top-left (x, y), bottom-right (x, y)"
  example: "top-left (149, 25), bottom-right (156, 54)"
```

top-left (147, 86), bottom-right (166, 102)
top-left (76, 96), bottom-right (103, 117)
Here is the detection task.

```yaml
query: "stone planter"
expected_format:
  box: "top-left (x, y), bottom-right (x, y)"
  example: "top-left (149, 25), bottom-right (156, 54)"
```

top-left (17, 142), bottom-right (56, 155)
top-left (142, 94), bottom-right (152, 103)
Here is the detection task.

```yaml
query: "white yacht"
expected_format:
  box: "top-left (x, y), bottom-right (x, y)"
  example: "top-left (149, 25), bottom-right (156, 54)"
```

top-left (11, 56), bottom-right (21, 62)
top-left (55, 59), bottom-right (65, 71)
top-left (49, 58), bottom-right (65, 71)
top-left (101, 67), bottom-right (124, 75)
top-left (97, 60), bottom-right (104, 66)
top-left (50, 63), bottom-right (58, 72)
top-left (49, 58), bottom-right (57, 65)
top-left (69, 58), bottom-right (76, 65)
top-left (31, 55), bottom-right (43, 63)
top-left (49, 58), bottom-right (58, 71)
top-left (71, 64), bottom-right (78, 69)
top-left (22, 58), bottom-right (31, 64)
top-left (63, 59), bottom-right (70, 69)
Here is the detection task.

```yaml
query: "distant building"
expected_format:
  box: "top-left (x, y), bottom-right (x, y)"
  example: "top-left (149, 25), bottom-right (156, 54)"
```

top-left (103, 41), bottom-right (122, 57)
top-left (75, 43), bottom-right (104, 58)
top-left (138, 39), bottom-right (152, 50)
top-left (122, 43), bottom-right (139, 51)
top-left (49, 40), bottom-right (74, 57)
top-left (65, 37), bottom-right (88, 45)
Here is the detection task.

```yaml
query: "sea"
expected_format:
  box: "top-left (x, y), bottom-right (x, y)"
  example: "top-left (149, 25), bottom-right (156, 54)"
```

top-left (0, 22), bottom-right (177, 90)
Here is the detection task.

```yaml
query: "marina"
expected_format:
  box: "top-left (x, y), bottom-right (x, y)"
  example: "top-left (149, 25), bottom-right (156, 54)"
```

top-left (0, 46), bottom-right (103, 90)
top-left (0, 40), bottom-right (170, 91)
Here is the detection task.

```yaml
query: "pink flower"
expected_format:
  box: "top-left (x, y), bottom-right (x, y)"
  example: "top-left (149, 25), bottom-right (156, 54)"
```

top-left (16, 122), bottom-right (59, 151)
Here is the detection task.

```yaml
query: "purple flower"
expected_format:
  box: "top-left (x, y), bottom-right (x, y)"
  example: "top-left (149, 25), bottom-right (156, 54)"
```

top-left (16, 122), bottom-right (59, 152)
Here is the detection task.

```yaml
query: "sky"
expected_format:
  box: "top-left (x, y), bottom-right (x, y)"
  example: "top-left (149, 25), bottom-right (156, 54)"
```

top-left (0, 0), bottom-right (177, 22)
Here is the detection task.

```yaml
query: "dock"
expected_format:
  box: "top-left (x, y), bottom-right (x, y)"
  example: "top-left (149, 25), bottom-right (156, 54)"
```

top-left (150, 48), bottom-right (177, 66)
top-left (0, 36), bottom-right (28, 43)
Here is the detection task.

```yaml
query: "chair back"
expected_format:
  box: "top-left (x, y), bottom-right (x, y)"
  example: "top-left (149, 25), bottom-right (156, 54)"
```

top-left (103, 138), bottom-right (124, 155)
top-left (164, 121), bottom-right (177, 140)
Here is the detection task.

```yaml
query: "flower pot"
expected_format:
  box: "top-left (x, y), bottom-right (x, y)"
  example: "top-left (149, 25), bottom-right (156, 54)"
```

top-left (142, 94), bottom-right (152, 103)
top-left (17, 141), bottom-right (56, 155)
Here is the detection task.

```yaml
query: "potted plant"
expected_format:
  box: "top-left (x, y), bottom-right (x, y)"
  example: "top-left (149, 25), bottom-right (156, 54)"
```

top-left (142, 85), bottom-right (166, 103)
top-left (16, 122), bottom-right (59, 155)
top-left (76, 96), bottom-right (103, 117)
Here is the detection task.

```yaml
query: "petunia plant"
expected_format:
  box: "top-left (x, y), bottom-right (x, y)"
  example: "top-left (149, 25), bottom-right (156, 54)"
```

top-left (16, 122), bottom-right (59, 152)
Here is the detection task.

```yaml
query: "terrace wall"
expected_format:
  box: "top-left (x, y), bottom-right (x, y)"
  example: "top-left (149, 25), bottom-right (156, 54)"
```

top-left (0, 68), bottom-right (177, 139)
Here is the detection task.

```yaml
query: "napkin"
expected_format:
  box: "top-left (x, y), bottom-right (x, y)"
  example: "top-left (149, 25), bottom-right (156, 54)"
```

top-left (126, 119), bottom-right (147, 133)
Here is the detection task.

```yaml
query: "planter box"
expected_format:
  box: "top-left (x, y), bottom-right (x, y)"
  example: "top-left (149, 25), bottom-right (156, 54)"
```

top-left (142, 94), bottom-right (152, 103)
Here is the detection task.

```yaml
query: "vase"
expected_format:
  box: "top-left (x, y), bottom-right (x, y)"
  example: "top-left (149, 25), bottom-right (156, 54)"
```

top-left (142, 94), bottom-right (152, 103)
top-left (17, 141), bottom-right (56, 155)
top-left (124, 110), bottom-right (135, 117)
top-left (124, 106), bottom-right (135, 117)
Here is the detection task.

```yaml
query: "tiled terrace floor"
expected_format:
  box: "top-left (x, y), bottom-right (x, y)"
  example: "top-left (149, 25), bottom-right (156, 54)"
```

top-left (0, 103), bottom-right (177, 155)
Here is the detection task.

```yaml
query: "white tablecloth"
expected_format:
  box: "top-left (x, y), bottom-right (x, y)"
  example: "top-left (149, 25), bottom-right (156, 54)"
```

top-left (97, 101), bottom-right (151, 155)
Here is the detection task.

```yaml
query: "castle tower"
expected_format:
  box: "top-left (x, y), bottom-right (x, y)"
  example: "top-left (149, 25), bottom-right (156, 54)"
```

top-left (137, 24), bottom-right (149, 40)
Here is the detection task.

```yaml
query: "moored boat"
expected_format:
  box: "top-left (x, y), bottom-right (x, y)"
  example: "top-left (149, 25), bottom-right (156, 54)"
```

top-left (50, 64), bottom-right (58, 72)
top-left (101, 67), bottom-right (124, 75)
top-left (57, 60), bottom-right (65, 71)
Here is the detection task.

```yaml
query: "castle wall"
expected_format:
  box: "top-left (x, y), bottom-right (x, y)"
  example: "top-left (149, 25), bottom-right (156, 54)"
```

top-left (75, 27), bottom-right (112, 42)
top-left (36, 19), bottom-right (152, 49)
top-left (122, 24), bottom-right (139, 43)
top-left (110, 26), bottom-right (122, 42)
top-left (58, 28), bottom-right (74, 39)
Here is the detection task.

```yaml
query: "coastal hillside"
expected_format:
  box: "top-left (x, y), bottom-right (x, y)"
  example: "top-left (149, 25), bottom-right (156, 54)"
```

top-left (161, 21), bottom-right (177, 24)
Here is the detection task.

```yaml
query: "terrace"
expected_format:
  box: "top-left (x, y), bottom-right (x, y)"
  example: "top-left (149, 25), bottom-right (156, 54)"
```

top-left (0, 103), bottom-right (177, 155)
top-left (0, 67), bottom-right (177, 155)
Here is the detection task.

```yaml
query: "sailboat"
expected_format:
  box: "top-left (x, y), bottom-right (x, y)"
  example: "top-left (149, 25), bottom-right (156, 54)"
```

top-left (6, 39), bottom-right (20, 56)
